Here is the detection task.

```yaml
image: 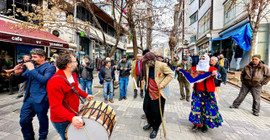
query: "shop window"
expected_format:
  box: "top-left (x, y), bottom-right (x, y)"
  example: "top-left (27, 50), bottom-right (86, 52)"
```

top-left (77, 6), bottom-right (93, 23)
top-left (199, 0), bottom-right (206, 8)
top-left (257, 24), bottom-right (269, 64)
top-left (224, 0), bottom-right (236, 25)
top-left (198, 9), bottom-right (210, 37)
top-left (190, 12), bottom-right (197, 25)
top-left (190, 36), bottom-right (196, 43)
top-left (5, 0), bottom-right (40, 22)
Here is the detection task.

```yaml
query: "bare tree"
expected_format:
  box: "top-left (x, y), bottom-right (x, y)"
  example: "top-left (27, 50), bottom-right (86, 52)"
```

top-left (230, 0), bottom-right (270, 61)
top-left (169, 0), bottom-right (182, 62)
top-left (246, 0), bottom-right (270, 61)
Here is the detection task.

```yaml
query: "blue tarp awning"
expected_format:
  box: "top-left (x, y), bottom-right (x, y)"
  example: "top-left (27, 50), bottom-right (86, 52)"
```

top-left (211, 23), bottom-right (253, 51)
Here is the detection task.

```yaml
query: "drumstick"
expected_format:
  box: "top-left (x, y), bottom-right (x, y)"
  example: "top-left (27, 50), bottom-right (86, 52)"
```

top-left (93, 90), bottom-right (101, 97)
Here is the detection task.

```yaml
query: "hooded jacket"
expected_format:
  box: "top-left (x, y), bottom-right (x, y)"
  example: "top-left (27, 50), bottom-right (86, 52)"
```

top-left (79, 55), bottom-right (94, 81)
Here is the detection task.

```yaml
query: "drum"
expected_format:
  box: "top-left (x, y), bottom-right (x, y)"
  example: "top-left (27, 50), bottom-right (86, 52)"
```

top-left (66, 101), bottom-right (116, 140)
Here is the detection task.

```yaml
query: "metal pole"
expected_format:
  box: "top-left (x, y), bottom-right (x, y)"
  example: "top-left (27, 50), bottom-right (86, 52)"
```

top-left (13, 0), bottom-right (15, 19)
top-left (74, 2), bottom-right (78, 52)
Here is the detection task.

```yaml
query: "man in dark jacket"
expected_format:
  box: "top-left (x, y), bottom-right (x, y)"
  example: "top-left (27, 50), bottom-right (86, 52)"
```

top-left (191, 53), bottom-right (199, 67)
top-left (210, 56), bottom-right (226, 104)
top-left (99, 60), bottom-right (115, 103)
top-left (230, 55), bottom-right (270, 116)
top-left (79, 55), bottom-right (94, 95)
top-left (14, 48), bottom-right (56, 140)
top-left (117, 56), bottom-right (131, 100)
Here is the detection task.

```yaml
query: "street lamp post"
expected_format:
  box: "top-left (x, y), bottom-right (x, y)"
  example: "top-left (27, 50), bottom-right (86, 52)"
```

top-left (74, 2), bottom-right (81, 52)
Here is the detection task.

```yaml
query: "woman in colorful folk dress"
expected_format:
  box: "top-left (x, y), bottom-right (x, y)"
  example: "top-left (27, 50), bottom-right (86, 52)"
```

top-left (189, 54), bottom-right (223, 133)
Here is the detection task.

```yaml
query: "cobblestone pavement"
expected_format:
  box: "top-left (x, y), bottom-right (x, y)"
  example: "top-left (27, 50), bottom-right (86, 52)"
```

top-left (1, 74), bottom-right (270, 140)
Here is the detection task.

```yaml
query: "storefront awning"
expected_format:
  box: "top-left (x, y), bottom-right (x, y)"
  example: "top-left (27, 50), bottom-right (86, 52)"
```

top-left (211, 23), bottom-right (252, 51)
top-left (0, 19), bottom-right (68, 48)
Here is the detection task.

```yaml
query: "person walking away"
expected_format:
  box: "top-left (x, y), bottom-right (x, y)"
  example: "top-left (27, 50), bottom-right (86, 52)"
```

top-left (131, 54), bottom-right (144, 98)
top-left (210, 56), bottom-right (227, 104)
top-left (99, 60), bottom-right (115, 103)
top-left (47, 51), bottom-right (94, 140)
top-left (176, 57), bottom-right (192, 102)
top-left (230, 54), bottom-right (270, 116)
top-left (79, 55), bottom-right (94, 95)
top-left (117, 56), bottom-right (131, 100)
top-left (234, 45), bottom-right (243, 71)
top-left (14, 48), bottom-right (56, 140)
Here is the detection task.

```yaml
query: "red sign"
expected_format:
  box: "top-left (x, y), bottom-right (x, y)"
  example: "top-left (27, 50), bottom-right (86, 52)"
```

top-left (0, 32), bottom-right (68, 48)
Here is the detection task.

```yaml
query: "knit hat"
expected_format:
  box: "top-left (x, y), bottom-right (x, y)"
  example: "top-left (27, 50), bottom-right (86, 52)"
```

top-left (252, 54), bottom-right (261, 59)
top-left (142, 52), bottom-right (156, 62)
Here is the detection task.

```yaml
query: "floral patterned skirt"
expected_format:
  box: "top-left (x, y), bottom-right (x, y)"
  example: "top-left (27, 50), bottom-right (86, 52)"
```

top-left (189, 91), bottom-right (223, 129)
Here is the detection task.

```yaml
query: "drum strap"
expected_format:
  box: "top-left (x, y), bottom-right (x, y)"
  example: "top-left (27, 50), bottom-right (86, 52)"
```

top-left (52, 75), bottom-right (85, 104)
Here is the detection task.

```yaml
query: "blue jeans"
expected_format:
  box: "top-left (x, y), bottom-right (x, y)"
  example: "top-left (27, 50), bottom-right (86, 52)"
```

top-left (119, 77), bottom-right (129, 98)
top-left (224, 69), bottom-right (228, 82)
top-left (103, 81), bottom-right (113, 99)
top-left (80, 78), bottom-right (93, 95)
top-left (19, 96), bottom-right (49, 140)
top-left (51, 121), bottom-right (70, 140)
top-left (172, 66), bottom-right (178, 77)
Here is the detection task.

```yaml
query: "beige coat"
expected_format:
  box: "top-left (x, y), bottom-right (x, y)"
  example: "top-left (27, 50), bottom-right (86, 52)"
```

top-left (144, 61), bottom-right (174, 99)
top-left (131, 60), bottom-right (144, 90)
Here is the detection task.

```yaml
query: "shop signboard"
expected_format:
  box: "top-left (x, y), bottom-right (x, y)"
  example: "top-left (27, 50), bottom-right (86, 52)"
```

top-left (0, 32), bottom-right (68, 48)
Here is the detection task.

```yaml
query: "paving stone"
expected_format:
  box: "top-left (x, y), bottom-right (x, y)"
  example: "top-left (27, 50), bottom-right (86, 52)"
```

top-left (0, 75), bottom-right (270, 140)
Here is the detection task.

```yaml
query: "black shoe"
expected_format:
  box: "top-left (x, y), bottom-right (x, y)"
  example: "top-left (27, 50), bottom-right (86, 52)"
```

top-left (143, 124), bottom-right (151, 130)
top-left (119, 98), bottom-right (123, 101)
top-left (16, 95), bottom-right (23, 99)
top-left (253, 112), bottom-right (259, 116)
top-left (192, 125), bottom-right (199, 132)
top-left (150, 130), bottom-right (158, 139)
top-left (201, 125), bottom-right (208, 133)
top-left (229, 105), bottom-right (239, 109)
top-left (180, 97), bottom-right (185, 100)
top-left (134, 94), bottom-right (137, 98)
top-left (140, 90), bottom-right (144, 98)
top-left (123, 96), bottom-right (127, 100)
top-left (8, 92), bottom-right (14, 95)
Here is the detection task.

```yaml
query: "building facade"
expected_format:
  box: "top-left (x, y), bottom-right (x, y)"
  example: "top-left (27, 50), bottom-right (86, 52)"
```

top-left (184, 0), bottom-right (270, 69)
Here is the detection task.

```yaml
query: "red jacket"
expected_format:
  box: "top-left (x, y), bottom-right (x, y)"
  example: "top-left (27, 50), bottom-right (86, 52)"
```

top-left (47, 70), bottom-right (88, 123)
top-left (192, 66), bottom-right (217, 92)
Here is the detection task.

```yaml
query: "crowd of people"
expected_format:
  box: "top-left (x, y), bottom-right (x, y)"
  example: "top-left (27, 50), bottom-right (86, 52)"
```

top-left (3, 47), bottom-right (270, 139)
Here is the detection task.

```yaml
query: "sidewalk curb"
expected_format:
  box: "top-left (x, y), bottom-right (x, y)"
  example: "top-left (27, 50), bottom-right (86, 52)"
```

top-left (227, 80), bottom-right (270, 102)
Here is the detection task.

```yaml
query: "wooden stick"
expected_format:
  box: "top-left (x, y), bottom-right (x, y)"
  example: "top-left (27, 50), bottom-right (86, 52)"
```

top-left (93, 90), bottom-right (101, 97)
top-left (159, 91), bottom-right (166, 139)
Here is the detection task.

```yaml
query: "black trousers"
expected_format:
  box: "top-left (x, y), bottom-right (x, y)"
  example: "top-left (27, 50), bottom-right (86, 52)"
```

top-left (143, 90), bottom-right (165, 131)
